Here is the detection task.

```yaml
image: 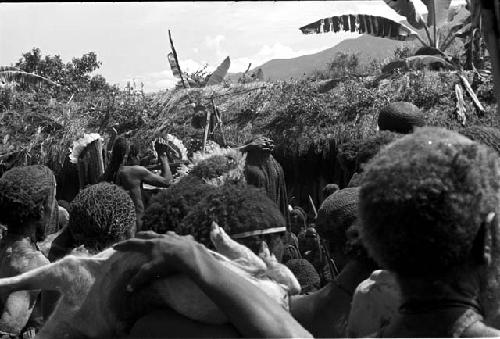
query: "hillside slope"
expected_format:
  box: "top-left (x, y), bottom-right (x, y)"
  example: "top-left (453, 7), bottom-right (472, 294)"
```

top-left (229, 35), bottom-right (410, 81)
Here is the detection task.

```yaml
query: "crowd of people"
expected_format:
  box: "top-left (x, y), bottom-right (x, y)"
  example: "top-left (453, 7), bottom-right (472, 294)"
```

top-left (2, 2), bottom-right (500, 333)
top-left (2, 120), bottom-right (500, 338)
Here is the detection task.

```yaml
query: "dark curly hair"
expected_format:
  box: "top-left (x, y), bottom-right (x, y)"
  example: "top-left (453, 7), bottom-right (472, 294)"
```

top-left (322, 184), bottom-right (339, 200)
top-left (337, 141), bottom-right (359, 174)
top-left (68, 182), bottom-right (136, 252)
top-left (286, 259), bottom-right (321, 294)
top-left (0, 165), bottom-right (55, 228)
top-left (347, 172), bottom-right (363, 188)
top-left (359, 127), bottom-right (500, 278)
top-left (190, 154), bottom-right (239, 181)
top-left (182, 183), bottom-right (286, 248)
top-left (460, 126), bottom-right (500, 154)
top-left (337, 131), bottom-right (400, 176)
top-left (316, 188), bottom-right (369, 262)
top-left (355, 131), bottom-right (400, 171)
top-left (142, 175), bottom-right (218, 234)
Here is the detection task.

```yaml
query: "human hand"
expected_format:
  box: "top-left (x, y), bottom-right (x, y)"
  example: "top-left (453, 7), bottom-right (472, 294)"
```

top-left (113, 231), bottom-right (200, 292)
top-left (154, 138), bottom-right (180, 162)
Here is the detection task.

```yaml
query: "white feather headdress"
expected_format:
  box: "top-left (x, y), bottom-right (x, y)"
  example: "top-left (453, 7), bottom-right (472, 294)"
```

top-left (69, 133), bottom-right (103, 164)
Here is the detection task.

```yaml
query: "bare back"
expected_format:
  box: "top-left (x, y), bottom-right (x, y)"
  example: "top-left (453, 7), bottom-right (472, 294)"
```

top-left (116, 165), bottom-right (171, 233)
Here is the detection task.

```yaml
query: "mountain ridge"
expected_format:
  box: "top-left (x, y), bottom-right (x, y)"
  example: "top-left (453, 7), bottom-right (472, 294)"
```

top-left (228, 34), bottom-right (411, 81)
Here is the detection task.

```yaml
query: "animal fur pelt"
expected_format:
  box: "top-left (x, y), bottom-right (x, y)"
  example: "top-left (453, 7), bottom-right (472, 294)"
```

top-left (0, 223), bottom-right (299, 339)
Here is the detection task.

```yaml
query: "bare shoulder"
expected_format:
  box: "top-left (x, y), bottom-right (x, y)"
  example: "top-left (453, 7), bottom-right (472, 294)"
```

top-left (117, 166), bottom-right (149, 182)
top-left (0, 238), bottom-right (49, 277)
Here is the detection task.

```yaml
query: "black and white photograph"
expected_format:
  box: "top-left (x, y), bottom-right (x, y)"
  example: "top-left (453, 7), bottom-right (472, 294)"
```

top-left (1, 1), bottom-right (500, 338)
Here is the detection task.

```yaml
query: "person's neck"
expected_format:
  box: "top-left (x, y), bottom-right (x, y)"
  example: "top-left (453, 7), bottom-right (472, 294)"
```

top-left (397, 267), bottom-right (482, 314)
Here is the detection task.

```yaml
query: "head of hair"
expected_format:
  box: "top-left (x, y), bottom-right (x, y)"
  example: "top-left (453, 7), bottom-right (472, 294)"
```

top-left (316, 188), bottom-right (360, 254)
top-left (182, 183), bottom-right (286, 248)
top-left (359, 127), bottom-right (500, 278)
top-left (347, 172), bottom-right (363, 188)
top-left (127, 143), bottom-right (140, 165)
top-left (286, 259), bottom-right (321, 293)
top-left (460, 126), bottom-right (500, 155)
top-left (316, 187), bottom-right (373, 269)
top-left (101, 137), bottom-right (130, 183)
top-left (0, 165), bottom-right (56, 231)
top-left (322, 184), bottom-right (339, 199)
top-left (111, 137), bottom-right (130, 163)
top-left (355, 131), bottom-right (400, 172)
top-left (298, 226), bottom-right (321, 254)
top-left (337, 132), bottom-right (400, 177)
top-left (290, 207), bottom-right (307, 235)
top-left (190, 155), bottom-right (237, 181)
top-left (68, 183), bottom-right (136, 252)
top-left (142, 175), bottom-right (218, 234)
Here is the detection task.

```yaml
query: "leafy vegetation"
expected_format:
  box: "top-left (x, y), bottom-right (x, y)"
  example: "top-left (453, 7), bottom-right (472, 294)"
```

top-left (0, 46), bottom-right (497, 211)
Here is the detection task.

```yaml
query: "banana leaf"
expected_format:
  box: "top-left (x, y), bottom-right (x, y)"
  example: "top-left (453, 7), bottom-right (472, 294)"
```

top-left (383, 0), bottom-right (426, 29)
top-left (421, 0), bottom-right (453, 27)
top-left (206, 56), bottom-right (231, 87)
top-left (300, 14), bottom-right (419, 41)
top-left (0, 70), bottom-right (60, 87)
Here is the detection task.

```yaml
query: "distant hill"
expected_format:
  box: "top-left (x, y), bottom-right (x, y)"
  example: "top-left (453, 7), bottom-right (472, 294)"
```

top-left (229, 35), bottom-right (412, 82)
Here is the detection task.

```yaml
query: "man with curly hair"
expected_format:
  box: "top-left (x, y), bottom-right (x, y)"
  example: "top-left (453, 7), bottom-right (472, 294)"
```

top-left (182, 184), bottom-right (288, 261)
top-left (43, 182), bottom-right (137, 321)
top-left (48, 182), bottom-right (136, 259)
top-left (67, 182), bottom-right (136, 253)
top-left (142, 176), bottom-right (218, 235)
top-left (100, 137), bottom-right (173, 233)
top-left (290, 188), bottom-right (378, 338)
top-left (359, 127), bottom-right (500, 337)
top-left (0, 165), bottom-right (55, 338)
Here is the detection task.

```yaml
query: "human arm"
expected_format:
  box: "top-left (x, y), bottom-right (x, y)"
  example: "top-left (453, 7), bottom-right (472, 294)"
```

top-left (138, 163), bottom-right (172, 188)
top-left (0, 250), bottom-right (49, 334)
top-left (139, 144), bottom-right (174, 188)
top-left (290, 260), bottom-right (374, 338)
top-left (114, 232), bottom-right (312, 338)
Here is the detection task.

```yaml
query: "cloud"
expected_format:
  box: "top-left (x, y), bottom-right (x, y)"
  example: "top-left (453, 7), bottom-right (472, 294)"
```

top-left (119, 68), bottom-right (178, 92)
top-left (204, 34), bottom-right (229, 59)
top-left (121, 57), bottom-right (218, 92)
top-left (180, 58), bottom-right (215, 73)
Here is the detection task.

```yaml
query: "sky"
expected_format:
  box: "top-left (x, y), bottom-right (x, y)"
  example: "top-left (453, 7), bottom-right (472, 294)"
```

top-left (0, 1), bottom-right (461, 92)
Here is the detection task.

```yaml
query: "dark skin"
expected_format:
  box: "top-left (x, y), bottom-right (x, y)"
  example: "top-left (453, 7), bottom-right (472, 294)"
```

top-left (114, 231), bottom-right (312, 339)
top-left (370, 213), bottom-right (500, 337)
top-left (117, 143), bottom-right (173, 234)
top-left (119, 230), bottom-right (372, 338)
top-left (290, 260), bottom-right (375, 338)
top-left (0, 188), bottom-right (54, 335)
